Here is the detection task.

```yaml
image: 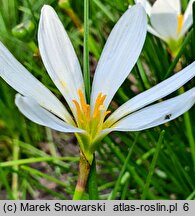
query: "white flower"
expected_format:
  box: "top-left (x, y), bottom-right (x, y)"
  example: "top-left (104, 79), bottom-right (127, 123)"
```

top-left (136, 0), bottom-right (195, 54)
top-left (1, 4), bottom-right (195, 163)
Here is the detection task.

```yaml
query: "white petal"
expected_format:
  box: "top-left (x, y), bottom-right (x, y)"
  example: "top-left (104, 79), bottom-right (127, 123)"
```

top-left (179, 0), bottom-right (195, 37)
top-left (90, 4), bottom-right (147, 111)
top-left (106, 88), bottom-right (195, 132)
top-left (150, 0), bottom-right (179, 40)
top-left (163, 0), bottom-right (181, 14)
top-left (0, 41), bottom-right (73, 124)
top-left (135, 0), bottom-right (152, 15)
top-left (106, 62), bottom-right (195, 126)
top-left (147, 24), bottom-right (166, 41)
top-left (15, 94), bottom-right (83, 133)
top-left (38, 5), bottom-right (85, 110)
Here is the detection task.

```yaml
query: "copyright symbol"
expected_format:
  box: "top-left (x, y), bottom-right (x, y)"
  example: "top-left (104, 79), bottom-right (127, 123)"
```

top-left (3, 203), bottom-right (16, 213)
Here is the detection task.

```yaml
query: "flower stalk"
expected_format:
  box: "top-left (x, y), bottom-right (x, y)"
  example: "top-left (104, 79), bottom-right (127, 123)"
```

top-left (58, 0), bottom-right (83, 33)
top-left (73, 151), bottom-right (90, 200)
top-left (74, 0), bottom-right (98, 199)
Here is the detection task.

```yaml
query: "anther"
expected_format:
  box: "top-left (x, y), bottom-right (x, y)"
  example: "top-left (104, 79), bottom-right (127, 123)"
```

top-left (177, 14), bottom-right (183, 34)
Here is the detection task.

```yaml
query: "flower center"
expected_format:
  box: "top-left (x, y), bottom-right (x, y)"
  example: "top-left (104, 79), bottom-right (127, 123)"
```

top-left (177, 14), bottom-right (183, 34)
top-left (72, 89), bottom-right (110, 138)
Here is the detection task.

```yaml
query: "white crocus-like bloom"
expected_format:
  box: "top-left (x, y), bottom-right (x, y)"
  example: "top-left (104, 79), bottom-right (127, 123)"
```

top-left (1, 4), bottom-right (195, 164)
top-left (136, 0), bottom-right (195, 55)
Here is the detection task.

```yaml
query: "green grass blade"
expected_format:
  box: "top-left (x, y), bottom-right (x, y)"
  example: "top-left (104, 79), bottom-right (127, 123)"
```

top-left (164, 30), bottom-right (193, 79)
top-left (141, 130), bottom-right (165, 200)
top-left (93, 0), bottom-right (115, 22)
top-left (108, 139), bottom-right (136, 200)
top-left (83, 0), bottom-right (90, 101)
top-left (0, 168), bottom-right (14, 199)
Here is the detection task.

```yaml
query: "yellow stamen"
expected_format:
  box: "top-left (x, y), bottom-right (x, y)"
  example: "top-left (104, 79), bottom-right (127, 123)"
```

top-left (99, 95), bottom-right (106, 105)
top-left (177, 14), bottom-right (183, 34)
top-left (93, 93), bottom-right (106, 118)
top-left (72, 90), bottom-right (111, 137)
top-left (72, 100), bottom-right (82, 122)
top-left (85, 105), bottom-right (91, 123)
top-left (94, 93), bottom-right (103, 108)
top-left (104, 110), bottom-right (111, 118)
top-left (78, 89), bottom-right (87, 112)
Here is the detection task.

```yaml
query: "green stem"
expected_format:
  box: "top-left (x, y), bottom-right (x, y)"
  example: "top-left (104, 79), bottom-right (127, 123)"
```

top-left (12, 139), bottom-right (20, 200)
top-left (0, 156), bottom-right (79, 167)
top-left (164, 30), bottom-right (192, 79)
top-left (74, 0), bottom-right (98, 200)
top-left (0, 168), bottom-right (14, 199)
top-left (137, 59), bottom-right (151, 89)
top-left (21, 165), bottom-right (67, 188)
top-left (192, 2), bottom-right (195, 58)
top-left (88, 154), bottom-right (99, 199)
top-left (183, 109), bottom-right (195, 169)
top-left (186, 189), bottom-right (195, 200)
top-left (141, 130), bottom-right (165, 200)
top-left (73, 152), bottom-right (90, 200)
top-left (108, 139), bottom-right (136, 200)
top-left (84, 0), bottom-right (90, 102)
top-left (46, 128), bottom-right (61, 175)
top-left (26, 0), bottom-right (38, 25)
top-left (59, 0), bottom-right (83, 32)
top-left (105, 136), bottom-right (156, 199)
top-left (179, 87), bottom-right (195, 169)
top-left (27, 41), bottom-right (38, 53)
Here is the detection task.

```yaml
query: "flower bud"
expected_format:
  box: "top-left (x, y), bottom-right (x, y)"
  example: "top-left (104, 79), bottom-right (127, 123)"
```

top-left (58, 0), bottom-right (71, 10)
top-left (12, 20), bottom-right (35, 42)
